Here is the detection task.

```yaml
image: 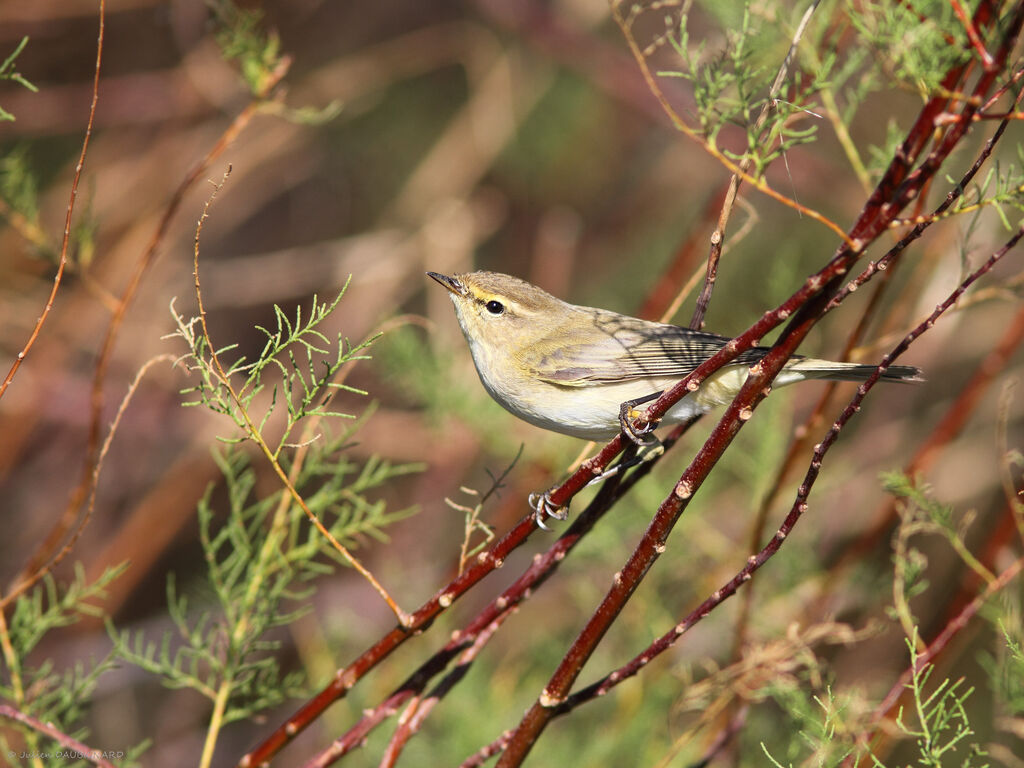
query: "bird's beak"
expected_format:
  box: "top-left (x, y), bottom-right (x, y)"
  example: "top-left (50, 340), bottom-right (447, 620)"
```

top-left (426, 271), bottom-right (467, 298)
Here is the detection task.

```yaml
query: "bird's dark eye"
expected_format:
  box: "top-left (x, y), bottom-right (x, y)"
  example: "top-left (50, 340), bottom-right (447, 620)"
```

top-left (485, 300), bottom-right (505, 315)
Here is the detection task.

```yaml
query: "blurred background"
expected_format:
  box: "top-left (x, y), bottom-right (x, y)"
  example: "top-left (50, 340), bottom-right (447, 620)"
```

top-left (1, 1), bottom-right (1022, 766)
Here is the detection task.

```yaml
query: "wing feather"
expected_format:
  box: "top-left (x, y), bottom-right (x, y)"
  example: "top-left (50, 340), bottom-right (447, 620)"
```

top-left (531, 310), bottom-right (768, 385)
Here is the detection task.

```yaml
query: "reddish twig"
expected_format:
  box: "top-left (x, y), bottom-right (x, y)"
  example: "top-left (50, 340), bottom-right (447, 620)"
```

top-left (829, 112), bottom-right (1016, 314)
top-left (239, 513), bottom-right (537, 765)
top-left (729, 251), bottom-right (905, 659)
top-left (949, 0), bottom-right (996, 69)
top-left (0, 0), bottom-right (104, 402)
top-left (307, 612), bottom-right (513, 768)
top-left (14, 55), bottom-right (293, 595)
top-left (497, 221), bottom-right (1024, 755)
top-left (842, 298), bottom-right (1024, 564)
top-left (376, 612), bottom-right (512, 768)
top-left (689, 0), bottom-right (821, 331)
top-left (843, 556), bottom-right (1024, 765)
top-left (0, 703), bottom-right (117, 768)
top-left (494, 8), bottom-right (1023, 757)
top-left (239, 436), bottom-right (659, 765)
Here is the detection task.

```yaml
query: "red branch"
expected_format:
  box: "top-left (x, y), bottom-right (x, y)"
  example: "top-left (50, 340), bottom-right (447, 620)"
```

top-left (0, 703), bottom-right (116, 768)
top-left (844, 556), bottom-right (1024, 765)
top-left (949, 0), bottom-right (996, 69)
top-left (10, 56), bottom-right (294, 603)
top-left (240, 2), bottom-right (1023, 763)
top-left (494, 3), bottom-right (1023, 762)
top-left (0, 1), bottom-right (105, 402)
top-left (513, 219), bottom-right (1024, 741)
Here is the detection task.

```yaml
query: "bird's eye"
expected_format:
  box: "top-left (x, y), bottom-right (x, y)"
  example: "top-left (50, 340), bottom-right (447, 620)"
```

top-left (485, 300), bottom-right (505, 315)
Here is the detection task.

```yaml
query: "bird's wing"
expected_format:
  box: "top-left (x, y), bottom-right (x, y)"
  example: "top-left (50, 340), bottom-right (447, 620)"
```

top-left (531, 311), bottom-right (768, 386)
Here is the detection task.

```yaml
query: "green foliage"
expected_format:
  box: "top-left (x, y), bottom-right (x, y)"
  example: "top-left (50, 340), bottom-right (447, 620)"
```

top-left (846, 0), bottom-right (974, 177)
top-left (824, 39), bottom-right (874, 126)
top-left (0, 143), bottom-right (98, 265)
top-left (110, 440), bottom-right (419, 725)
top-left (883, 471), bottom-right (993, 588)
top-left (210, 0), bottom-right (340, 124)
top-left (756, 468), bottom-right (1019, 767)
top-left (0, 145), bottom-right (38, 221)
top-left (207, 0), bottom-right (283, 95)
top-left (760, 685), bottom-right (859, 768)
top-left (849, 0), bottom-right (971, 96)
top-left (147, 281), bottom-right (422, 762)
top-left (171, 282), bottom-right (375, 456)
top-left (281, 423), bottom-right (423, 549)
top-left (961, 160), bottom-right (1024, 233)
top-left (71, 177), bottom-right (98, 269)
top-left (0, 37), bottom-right (37, 121)
top-left (980, 618), bottom-right (1024, 718)
top-left (896, 632), bottom-right (986, 768)
top-left (644, 0), bottom-right (988, 189)
top-left (0, 143), bottom-right (53, 261)
top-left (0, 564), bottom-right (134, 764)
top-left (758, 633), bottom-right (988, 768)
top-left (657, 3), bottom-right (830, 178)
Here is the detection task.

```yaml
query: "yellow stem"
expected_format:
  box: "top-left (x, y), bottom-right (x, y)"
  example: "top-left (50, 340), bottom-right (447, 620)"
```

top-left (191, 170), bottom-right (408, 626)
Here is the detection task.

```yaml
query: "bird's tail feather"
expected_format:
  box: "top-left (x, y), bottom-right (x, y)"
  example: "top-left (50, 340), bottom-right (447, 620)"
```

top-left (786, 358), bottom-right (923, 383)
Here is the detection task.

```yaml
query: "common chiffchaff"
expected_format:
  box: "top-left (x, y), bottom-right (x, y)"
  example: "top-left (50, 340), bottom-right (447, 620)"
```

top-left (427, 271), bottom-right (920, 441)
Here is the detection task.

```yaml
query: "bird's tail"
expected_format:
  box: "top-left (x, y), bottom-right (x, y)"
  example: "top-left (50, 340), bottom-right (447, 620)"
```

top-left (784, 358), bottom-right (923, 384)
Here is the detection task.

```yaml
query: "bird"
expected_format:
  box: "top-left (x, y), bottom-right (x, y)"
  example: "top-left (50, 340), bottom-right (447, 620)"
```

top-left (427, 270), bottom-right (921, 442)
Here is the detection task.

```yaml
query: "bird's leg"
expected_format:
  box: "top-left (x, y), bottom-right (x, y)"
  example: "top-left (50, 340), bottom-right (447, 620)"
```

top-left (529, 394), bottom-right (665, 529)
top-left (618, 391), bottom-right (663, 446)
top-left (528, 490), bottom-right (568, 530)
top-left (585, 440), bottom-right (664, 486)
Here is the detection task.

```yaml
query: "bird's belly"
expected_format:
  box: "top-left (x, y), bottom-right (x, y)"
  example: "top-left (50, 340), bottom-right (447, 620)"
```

top-left (490, 377), bottom-right (709, 441)
top-left (472, 346), bottom-right (753, 440)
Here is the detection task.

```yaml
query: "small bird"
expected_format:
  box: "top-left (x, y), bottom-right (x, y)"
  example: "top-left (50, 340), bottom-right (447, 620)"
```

top-left (427, 270), bottom-right (921, 442)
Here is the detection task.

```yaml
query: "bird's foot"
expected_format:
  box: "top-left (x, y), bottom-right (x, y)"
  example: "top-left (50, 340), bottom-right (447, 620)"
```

top-left (618, 393), bottom-right (663, 446)
top-left (528, 490), bottom-right (568, 530)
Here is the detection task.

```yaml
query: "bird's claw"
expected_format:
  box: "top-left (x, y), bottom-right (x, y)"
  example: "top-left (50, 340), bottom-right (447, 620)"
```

top-left (618, 401), bottom-right (661, 446)
top-left (584, 441), bottom-right (666, 487)
top-left (528, 491), bottom-right (568, 530)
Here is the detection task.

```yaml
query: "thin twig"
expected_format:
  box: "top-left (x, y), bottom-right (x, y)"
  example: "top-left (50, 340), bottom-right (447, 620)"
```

top-left (1, 354), bottom-right (176, 609)
top-left (502, 221), bottom-right (1024, 737)
top-left (612, 1), bottom-right (853, 246)
top-left (0, 704), bottom-right (117, 768)
top-left (0, 0), bottom-right (104, 401)
top-left (949, 0), bottom-right (995, 69)
top-left (843, 556), bottom-right (1024, 765)
top-left (188, 168), bottom-right (409, 626)
top-left (689, 0), bottom-right (821, 330)
top-left (15, 54), bottom-right (293, 590)
top-left (1, 1), bottom-right (105, 614)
